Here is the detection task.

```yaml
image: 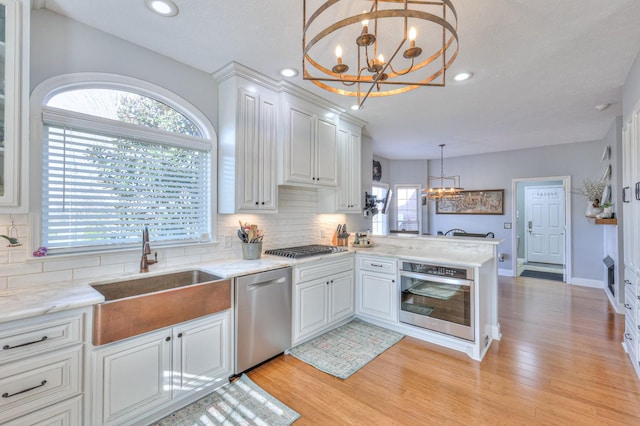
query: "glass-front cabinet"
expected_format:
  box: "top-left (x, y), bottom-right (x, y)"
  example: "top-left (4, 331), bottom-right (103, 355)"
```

top-left (0, 0), bottom-right (27, 210)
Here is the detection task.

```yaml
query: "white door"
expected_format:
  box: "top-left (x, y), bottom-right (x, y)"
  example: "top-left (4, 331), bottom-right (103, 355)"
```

top-left (525, 186), bottom-right (565, 264)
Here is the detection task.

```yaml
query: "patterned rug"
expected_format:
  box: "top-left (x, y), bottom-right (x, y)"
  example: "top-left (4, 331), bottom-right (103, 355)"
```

top-left (152, 374), bottom-right (300, 425)
top-left (288, 318), bottom-right (404, 379)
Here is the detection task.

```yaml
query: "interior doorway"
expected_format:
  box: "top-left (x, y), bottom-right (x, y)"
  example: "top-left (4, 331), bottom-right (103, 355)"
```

top-left (511, 177), bottom-right (572, 282)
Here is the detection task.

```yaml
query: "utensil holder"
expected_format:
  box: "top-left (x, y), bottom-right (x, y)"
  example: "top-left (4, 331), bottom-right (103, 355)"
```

top-left (337, 237), bottom-right (348, 247)
top-left (241, 242), bottom-right (262, 260)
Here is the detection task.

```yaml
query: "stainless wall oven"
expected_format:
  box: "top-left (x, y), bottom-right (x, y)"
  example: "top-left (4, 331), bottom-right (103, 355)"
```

top-left (399, 261), bottom-right (475, 341)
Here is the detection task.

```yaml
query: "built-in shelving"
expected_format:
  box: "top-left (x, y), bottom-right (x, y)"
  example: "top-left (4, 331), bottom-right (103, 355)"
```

top-left (587, 217), bottom-right (617, 225)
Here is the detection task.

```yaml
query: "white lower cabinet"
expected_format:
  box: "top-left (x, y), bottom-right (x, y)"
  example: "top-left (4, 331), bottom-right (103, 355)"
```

top-left (0, 309), bottom-right (86, 425)
top-left (356, 255), bottom-right (398, 323)
top-left (3, 395), bottom-right (82, 426)
top-left (89, 311), bottom-right (232, 426)
top-left (293, 256), bottom-right (355, 345)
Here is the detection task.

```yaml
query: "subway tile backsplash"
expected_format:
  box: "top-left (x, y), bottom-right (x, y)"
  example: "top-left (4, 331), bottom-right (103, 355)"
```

top-left (0, 187), bottom-right (365, 290)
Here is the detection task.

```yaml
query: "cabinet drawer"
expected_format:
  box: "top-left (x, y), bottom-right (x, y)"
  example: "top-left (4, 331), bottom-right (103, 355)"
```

top-left (0, 347), bottom-right (81, 422)
top-left (358, 256), bottom-right (397, 275)
top-left (625, 286), bottom-right (636, 323)
top-left (3, 395), bottom-right (82, 426)
top-left (625, 315), bottom-right (637, 362)
top-left (0, 313), bottom-right (83, 365)
top-left (295, 256), bottom-right (354, 284)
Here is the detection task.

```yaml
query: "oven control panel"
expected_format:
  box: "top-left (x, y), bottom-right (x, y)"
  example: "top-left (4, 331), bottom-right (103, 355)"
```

top-left (400, 261), bottom-right (473, 280)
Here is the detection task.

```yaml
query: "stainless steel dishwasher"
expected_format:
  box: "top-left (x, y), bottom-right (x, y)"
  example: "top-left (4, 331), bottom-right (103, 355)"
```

top-left (235, 267), bottom-right (292, 374)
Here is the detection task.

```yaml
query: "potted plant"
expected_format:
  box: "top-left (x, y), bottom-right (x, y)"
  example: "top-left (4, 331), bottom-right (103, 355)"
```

top-left (573, 178), bottom-right (606, 217)
top-left (599, 202), bottom-right (614, 218)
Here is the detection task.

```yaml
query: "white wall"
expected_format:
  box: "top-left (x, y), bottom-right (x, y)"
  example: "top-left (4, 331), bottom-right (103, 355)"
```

top-left (426, 140), bottom-right (605, 282)
top-left (30, 9), bottom-right (218, 127)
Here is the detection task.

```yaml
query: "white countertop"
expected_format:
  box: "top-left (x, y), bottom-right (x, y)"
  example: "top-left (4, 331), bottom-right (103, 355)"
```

top-left (0, 235), bottom-right (499, 325)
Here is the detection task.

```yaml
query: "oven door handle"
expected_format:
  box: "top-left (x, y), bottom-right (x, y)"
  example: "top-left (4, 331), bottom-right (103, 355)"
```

top-left (399, 271), bottom-right (473, 286)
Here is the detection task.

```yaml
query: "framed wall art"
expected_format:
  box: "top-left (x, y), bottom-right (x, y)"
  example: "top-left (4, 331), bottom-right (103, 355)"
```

top-left (373, 160), bottom-right (382, 181)
top-left (436, 189), bottom-right (504, 215)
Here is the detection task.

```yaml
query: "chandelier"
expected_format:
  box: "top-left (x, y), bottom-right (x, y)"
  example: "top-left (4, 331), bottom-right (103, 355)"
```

top-left (302, 0), bottom-right (459, 109)
top-left (424, 144), bottom-right (463, 199)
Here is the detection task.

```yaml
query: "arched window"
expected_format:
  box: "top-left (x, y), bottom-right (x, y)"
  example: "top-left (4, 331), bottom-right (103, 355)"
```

top-left (34, 75), bottom-right (215, 254)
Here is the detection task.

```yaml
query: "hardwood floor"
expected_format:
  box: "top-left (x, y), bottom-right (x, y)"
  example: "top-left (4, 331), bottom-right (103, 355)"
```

top-left (248, 276), bottom-right (640, 425)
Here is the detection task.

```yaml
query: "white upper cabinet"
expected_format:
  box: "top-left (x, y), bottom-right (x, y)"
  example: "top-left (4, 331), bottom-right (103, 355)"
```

top-left (0, 0), bottom-right (28, 212)
top-left (216, 63), bottom-right (279, 213)
top-left (319, 117), bottom-right (364, 213)
top-left (281, 94), bottom-right (339, 187)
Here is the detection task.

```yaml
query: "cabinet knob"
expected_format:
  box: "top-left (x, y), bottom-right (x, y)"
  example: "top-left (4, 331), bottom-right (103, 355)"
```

top-left (261, 202), bottom-right (265, 205)
top-left (178, 333), bottom-right (183, 338)
top-left (165, 336), bottom-right (171, 342)
top-left (255, 202), bottom-right (259, 205)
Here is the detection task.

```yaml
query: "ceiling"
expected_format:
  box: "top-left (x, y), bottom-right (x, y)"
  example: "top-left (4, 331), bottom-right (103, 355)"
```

top-left (38, 0), bottom-right (640, 160)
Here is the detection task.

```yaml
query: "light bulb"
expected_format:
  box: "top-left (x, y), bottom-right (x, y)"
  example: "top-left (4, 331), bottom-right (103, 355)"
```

top-left (361, 10), bottom-right (369, 27)
top-left (335, 45), bottom-right (343, 60)
top-left (378, 54), bottom-right (384, 64)
top-left (409, 27), bottom-right (417, 42)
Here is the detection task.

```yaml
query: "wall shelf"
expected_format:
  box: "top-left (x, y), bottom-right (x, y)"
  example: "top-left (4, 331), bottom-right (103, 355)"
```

top-left (587, 217), bottom-right (617, 225)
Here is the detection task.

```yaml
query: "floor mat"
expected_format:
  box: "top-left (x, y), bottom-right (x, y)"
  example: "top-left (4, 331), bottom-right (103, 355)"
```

top-left (152, 374), bottom-right (300, 425)
top-left (520, 269), bottom-right (564, 282)
top-left (288, 318), bottom-right (404, 379)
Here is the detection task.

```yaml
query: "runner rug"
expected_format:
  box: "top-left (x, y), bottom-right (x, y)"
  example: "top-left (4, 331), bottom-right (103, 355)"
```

top-left (288, 318), bottom-right (404, 379)
top-left (153, 374), bottom-right (300, 425)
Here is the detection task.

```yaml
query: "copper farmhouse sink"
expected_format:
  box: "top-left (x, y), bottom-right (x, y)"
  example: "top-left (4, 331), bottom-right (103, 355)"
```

top-left (91, 270), bottom-right (230, 345)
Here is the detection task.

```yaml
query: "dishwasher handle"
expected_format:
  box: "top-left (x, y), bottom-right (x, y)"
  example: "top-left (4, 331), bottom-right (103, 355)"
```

top-left (247, 276), bottom-right (287, 291)
top-left (236, 267), bottom-right (291, 288)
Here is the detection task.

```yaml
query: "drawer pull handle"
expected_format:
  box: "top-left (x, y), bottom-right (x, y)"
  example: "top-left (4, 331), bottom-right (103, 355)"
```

top-left (624, 304), bottom-right (632, 310)
top-left (2, 380), bottom-right (47, 398)
top-left (2, 336), bottom-right (48, 350)
top-left (625, 333), bottom-right (633, 341)
top-left (371, 263), bottom-right (383, 268)
top-left (625, 280), bottom-right (631, 285)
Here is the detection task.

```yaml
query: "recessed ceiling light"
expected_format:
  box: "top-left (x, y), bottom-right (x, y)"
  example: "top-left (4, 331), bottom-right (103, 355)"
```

top-left (145, 0), bottom-right (179, 17)
top-left (453, 72), bottom-right (473, 82)
top-left (350, 104), bottom-right (360, 111)
top-left (280, 68), bottom-right (299, 78)
top-left (595, 103), bottom-right (611, 111)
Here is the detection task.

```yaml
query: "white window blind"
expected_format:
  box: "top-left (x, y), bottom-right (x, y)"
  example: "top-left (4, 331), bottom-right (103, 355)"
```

top-left (42, 124), bottom-right (210, 251)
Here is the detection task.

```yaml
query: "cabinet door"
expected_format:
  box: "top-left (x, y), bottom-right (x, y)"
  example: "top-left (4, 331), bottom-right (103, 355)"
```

top-left (294, 278), bottom-right (329, 342)
top-left (173, 312), bottom-right (231, 399)
top-left (285, 104), bottom-right (315, 184)
top-left (258, 92), bottom-right (278, 210)
top-left (237, 89), bottom-right (261, 210)
top-left (237, 89), bottom-right (278, 211)
top-left (315, 117), bottom-right (338, 186)
top-left (0, 0), bottom-right (27, 210)
top-left (358, 271), bottom-right (398, 322)
top-left (329, 270), bottom-right (355, 323)
top-left (92, 330), bottom-right (171, 426)
top-left (347, 129), bottom-right (362, 209)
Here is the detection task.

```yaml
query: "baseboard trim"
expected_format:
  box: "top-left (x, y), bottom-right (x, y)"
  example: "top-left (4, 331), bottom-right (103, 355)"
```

top-left (569, 277), bottom-right (604, 288)
top-left (498, 268), bottom-right (515, 277)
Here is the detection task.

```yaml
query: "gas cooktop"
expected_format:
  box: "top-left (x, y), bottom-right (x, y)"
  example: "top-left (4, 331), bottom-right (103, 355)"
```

top-left (264, 244), bottom-right (347, 259)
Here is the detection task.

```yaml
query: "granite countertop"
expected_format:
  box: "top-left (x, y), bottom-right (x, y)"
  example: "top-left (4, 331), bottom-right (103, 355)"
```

top-left (0, 236), bottom-right (498, 325)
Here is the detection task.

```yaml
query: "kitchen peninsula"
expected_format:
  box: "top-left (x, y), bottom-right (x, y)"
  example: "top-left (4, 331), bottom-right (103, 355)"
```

top-left (0, 234), bottom-right (500, 425)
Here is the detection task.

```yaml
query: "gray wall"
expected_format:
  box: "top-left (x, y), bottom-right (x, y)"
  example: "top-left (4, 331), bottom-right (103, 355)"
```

top-left (426, 141), bottom-right (605, 281)
top-left (30, 9), bottom-right (218, 129)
